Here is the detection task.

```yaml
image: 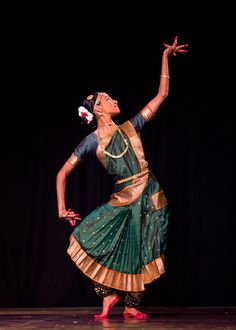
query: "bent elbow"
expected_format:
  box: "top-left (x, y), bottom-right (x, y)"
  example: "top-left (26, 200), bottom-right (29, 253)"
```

top-left (160, 91), bottom-right (169, 99)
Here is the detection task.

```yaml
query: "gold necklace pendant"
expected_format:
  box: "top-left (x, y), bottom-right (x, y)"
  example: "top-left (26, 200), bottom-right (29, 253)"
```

top-left (99, 127), bottom-right (129, 159)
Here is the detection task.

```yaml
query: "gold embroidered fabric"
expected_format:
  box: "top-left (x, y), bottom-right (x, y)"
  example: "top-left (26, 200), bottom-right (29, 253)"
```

top-left (140, 106), bottom-right (155, 121)
top-left (121, 121), bottom-right (149, 172)
top-left (67, 235), bottom-right (165, 292)
top-left (151, 190), bottom-right (168, 210)
top-left (107, 121), bottom-right (149, 206)
top-left (67, 153), bottom-right (81, 166)
top-left (67, 235), bottom-right (145, 292)
top-left (142, 255), bottom-right (165, 283)
top-left (115, 169), bottom-right (149, 184)
top-left (108, 172), bottom-right (149, 206)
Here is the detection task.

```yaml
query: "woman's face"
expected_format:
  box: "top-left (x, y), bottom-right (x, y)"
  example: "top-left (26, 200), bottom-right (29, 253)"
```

top-left (98, 93), bottom-right (120, 117)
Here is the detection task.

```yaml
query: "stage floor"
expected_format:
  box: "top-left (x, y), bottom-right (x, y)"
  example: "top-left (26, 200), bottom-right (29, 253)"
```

top-left (0, 307), bottom-right (235, 329)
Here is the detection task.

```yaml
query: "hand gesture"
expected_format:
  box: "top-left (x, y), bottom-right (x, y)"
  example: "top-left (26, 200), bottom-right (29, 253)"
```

top-left (58, 208), bottom-right (81, 226)
top-left (163, 35), bottom-right (188, 57)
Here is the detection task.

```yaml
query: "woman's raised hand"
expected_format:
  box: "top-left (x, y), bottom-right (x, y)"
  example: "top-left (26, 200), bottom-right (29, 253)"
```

top-left (163, 35), bottom-right (188, 57)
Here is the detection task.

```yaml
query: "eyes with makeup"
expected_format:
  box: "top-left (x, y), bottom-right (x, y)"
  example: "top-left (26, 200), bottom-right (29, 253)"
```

top-left (104, 95), bottom-right (117, 105)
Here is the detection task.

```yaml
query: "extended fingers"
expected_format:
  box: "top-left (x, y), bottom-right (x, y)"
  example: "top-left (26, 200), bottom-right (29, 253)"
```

top-left (176, 44), bottom-right (188, 53)
top-left (173, 35), bottom-right (178, 45)
top-left (65, 214), bottom-right (81, 220)
top-left (163, 42), bottom-right (170, 48)
top-left (66, 209), bottom-right (79, 217)
top-left (177, 44), bottom-right (189, 49)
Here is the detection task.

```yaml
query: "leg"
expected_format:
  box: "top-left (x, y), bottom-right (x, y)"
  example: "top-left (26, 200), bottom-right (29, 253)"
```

top-left (123, 291), bottom-right (148, 319)
top-left (93, 282), bottom-right (120, 319)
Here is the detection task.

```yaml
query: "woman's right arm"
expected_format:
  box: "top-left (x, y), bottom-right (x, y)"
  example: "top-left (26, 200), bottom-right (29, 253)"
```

top-left (56, 153), bottom-right (81, 225)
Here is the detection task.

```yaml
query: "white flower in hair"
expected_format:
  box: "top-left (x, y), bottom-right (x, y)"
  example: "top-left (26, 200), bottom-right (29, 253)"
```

top-left (78, 106), bottom-right (94, 124)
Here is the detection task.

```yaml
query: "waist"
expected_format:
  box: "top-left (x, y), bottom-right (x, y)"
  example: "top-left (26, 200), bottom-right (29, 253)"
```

top-left (115, 169), bottom-right (149, 184)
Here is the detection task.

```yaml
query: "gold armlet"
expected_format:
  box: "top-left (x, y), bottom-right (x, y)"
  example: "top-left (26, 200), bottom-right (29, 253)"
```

top-left (67, 153), bottom-right (80, 166)
top-left (140, 104), bottom-right (156, 121)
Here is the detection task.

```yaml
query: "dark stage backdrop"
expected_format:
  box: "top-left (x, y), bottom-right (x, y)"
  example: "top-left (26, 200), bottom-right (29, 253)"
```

top-left (1, 29), bottom-right (235, 308)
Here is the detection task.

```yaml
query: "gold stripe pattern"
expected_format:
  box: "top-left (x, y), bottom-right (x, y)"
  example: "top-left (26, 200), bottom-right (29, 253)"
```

top-left (142, 255), bottom-right (165, 283)
top-left (67, 235), bottom-right (165, 292)
top-left (140, 106), bottom-right (156, 121)
top-left (108, 172), bottom-right (149, 206)
top-left (151, 190), bottom-right (168, 210)
top-left (108, 121), bottom-right (149, 206)
top-left (67, 153), bottom-right (81, 166)
top-left (121, 121), bottom-right (148, 172)
top-left (115, 169), bottom-right (149, 184)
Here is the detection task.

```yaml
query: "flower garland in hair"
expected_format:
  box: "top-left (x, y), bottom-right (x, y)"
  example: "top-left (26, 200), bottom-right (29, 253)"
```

top-left (78, 106), bottom-right (94, 124)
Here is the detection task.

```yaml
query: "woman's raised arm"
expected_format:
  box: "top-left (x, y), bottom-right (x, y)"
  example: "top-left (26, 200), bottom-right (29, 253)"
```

top-left (140, 36), bottom-right (188, 121)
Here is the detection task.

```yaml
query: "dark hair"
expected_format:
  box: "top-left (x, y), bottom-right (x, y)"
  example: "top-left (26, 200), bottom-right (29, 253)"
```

top-left (79, 92), bottom-right (99, 128)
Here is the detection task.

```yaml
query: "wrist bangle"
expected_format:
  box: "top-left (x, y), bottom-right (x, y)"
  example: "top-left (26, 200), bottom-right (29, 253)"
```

top-left (59, 209), bottom-right (66, 214)
top-left (160, 74), bottom-right (170, 79)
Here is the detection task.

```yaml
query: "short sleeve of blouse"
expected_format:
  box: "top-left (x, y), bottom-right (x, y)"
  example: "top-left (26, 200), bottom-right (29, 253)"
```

top-left (129, 112), bottom-right (147, 133)
top-left (74, 132), bottom-right (98, 160)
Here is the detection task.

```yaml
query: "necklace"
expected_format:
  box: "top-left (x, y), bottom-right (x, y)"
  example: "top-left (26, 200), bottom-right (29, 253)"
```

top-left (98, 122), bottom-right (115, 128)
top-left (98, 126), bottom-right (129, 159)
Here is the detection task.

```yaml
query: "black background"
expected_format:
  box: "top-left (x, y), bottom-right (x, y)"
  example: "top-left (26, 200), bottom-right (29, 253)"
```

top-left (1, 5), bottom-right (235, 308)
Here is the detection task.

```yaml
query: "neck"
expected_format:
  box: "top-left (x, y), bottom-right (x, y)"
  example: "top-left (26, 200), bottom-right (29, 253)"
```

top-left (98, 122), bottom-right (116, 128)
top-left (97, 115), bottom-right (116, 128)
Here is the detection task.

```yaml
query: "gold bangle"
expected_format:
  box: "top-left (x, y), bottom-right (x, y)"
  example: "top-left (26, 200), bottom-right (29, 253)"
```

top-left (160, 74), bottom-right (170, 79)
top-left (59, 209), bottom-right (66, 214)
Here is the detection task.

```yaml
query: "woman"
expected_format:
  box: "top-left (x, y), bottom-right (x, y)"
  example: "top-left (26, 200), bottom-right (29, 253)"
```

top-left (56, 36), bottom-right (188, 319)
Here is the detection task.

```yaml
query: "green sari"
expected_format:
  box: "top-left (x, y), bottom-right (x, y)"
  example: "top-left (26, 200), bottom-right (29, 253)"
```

top-left (67, 113), bottom-right (170, 292)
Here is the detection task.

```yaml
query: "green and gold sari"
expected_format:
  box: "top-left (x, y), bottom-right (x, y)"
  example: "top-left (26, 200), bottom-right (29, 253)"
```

top-left (67, 108), bottom-right (170, 292)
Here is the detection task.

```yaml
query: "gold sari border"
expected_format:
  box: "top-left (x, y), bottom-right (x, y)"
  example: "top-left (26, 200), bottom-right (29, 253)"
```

top-left (108, 172), bottom-right (149, 206)
top-left (142, 255), bottom-right (165, 284)
top-left (151, 190), bottom-right (168, 210)
top-left (115, 169), bottom-right (149, 185)
top-left (107, 121), bottom-right (149, 207)
top-left (67, 235), bottom-right (145, 292)
top-left (121, 121), bottom-right (148, 173)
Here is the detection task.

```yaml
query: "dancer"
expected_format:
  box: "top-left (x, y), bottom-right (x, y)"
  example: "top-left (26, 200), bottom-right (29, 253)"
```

top-left (56, 36), bottom-right (188, 319)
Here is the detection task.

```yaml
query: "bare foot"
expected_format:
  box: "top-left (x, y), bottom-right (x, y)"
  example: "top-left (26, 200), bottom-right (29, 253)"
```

top-left (123, 307), bottom-right (148, 319)
top-left (124, 307), bottom-right (141, 314)
top-left (94, 293), bottom-right (119, 318)
top-left (101, 294), bottom-right (119, 314)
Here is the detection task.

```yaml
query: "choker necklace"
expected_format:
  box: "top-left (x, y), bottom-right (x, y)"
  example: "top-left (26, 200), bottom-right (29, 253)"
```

top-left (99, 122), bottom-right (115, 128)
top-left (98, 126), bottom-right (129, 159)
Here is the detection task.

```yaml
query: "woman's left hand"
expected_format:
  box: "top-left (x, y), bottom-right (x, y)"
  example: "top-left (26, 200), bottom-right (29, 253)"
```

top-left (163, 35), bottom-right (188, 57)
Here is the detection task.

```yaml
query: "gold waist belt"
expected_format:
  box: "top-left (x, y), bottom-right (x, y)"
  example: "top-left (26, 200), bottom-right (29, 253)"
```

top-left (115, 169), bottom-right (149, 185)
